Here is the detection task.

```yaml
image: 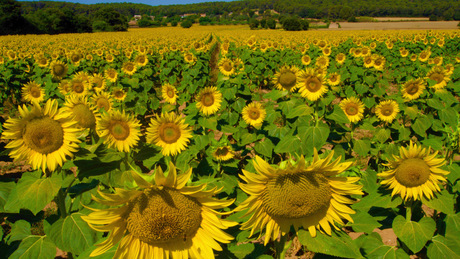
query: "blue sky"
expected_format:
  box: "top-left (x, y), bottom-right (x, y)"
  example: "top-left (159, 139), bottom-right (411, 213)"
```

top-left (19, 0), bottom-right (236, 6)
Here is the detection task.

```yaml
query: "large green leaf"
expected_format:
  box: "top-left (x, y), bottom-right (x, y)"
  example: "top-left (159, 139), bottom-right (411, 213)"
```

top-left (16, 173), bottom-right (62, 215)
top-left (298, 123), bottom-right (330, 151)
top-left (422, 189), bottom-right (455, 215)
top-left (349, 211), bottom-right (382, 234)
top-left (392, 215), bottom-right (435, 253)
top-left (254, 138), bottom-right (274, 157)
top-left (361, 232), bottom-right (409, 259)
top-left (327, 106), bottom-right (350, 124)
top-left (0, 181), bottom-right (15, 212)
top-left (297, 230), bottom-right (361, 258)
top-left (427, 235), bottom-right (460, 259)
top-left (411, 116), bottom-right (432, 137)
top-left (6, 220), bottom-right (31, 244)
top-left (353, 191), bottom-right (402, 210)
top-left (48, 212), bottom-right (98, 255)
top-left (198, 116), bottom-right (217, 130)
top-left (274, 133), bottom-right (299, 153)
top-left (9, 235), bottom-right (56, 259)
top-left (285, 104), bottom-right (312, 119)
top-left (353, 139), bottom-right (371, 156)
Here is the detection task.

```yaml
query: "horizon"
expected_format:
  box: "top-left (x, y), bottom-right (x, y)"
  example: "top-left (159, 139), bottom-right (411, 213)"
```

top-left (18, 0), bottom-right (237, 7)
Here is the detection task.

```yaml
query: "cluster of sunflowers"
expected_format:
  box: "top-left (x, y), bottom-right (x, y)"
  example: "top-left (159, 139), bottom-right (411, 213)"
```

top-left (0, 27), bottom-right (459, 259)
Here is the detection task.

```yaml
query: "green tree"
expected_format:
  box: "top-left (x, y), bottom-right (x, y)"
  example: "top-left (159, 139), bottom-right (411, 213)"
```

top-left (93, 7), bottom-right (128, 31)
top-left (180, 19), bottom-right (193, 28)
top-left (282, 16), bottom-right (302, 31)
top-left (267, 18), bottom-right (276, 29)
top-left (0, 0), bottom-right (37, 35)
top-left (137, 15), bottom-right (153, 27)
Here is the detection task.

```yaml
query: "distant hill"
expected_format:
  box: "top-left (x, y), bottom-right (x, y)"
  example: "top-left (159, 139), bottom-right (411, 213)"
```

top-left (19, 0), bottom-right (460, 20)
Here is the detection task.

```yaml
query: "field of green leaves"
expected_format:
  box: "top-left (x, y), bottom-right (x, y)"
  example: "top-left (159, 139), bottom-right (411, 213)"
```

top-left (0, 27), bottom-right (459, 259)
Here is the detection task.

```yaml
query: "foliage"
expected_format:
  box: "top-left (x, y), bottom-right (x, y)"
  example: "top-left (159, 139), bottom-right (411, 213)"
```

top-left (92, 7), bottom-right (128, 31)
top-left (180, 19), bottom-right (193, 28)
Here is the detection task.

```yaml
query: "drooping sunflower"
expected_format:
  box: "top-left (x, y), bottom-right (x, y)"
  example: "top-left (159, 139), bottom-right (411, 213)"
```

top-left (238, 151), bottom-right (363, 244)
top-left (70, 78), bottom-right (89, 97)
top-left (298, 68), bottom-right (328, 102)
top-left (327, 72), bottom-right (341, 86)
top-left (340, 97), bottom-right (365, 123)
top-left (146, 112), bottom-right (193, 156)
top-left (90, 73), bottom-right (106, 92)
top-left (213, 146), bottom-right (235, 161)
top-left (375, 100), bottom-right (399, 123)
top-left (373, 55), bottom-right (386, 71)
top-left (401, 78), bottom-right (426, 100)
top-left (1, 99), bottom-right (80, 172)
top-left (81, 163), bottom-right (237, 259)
top-left (272, 66), bottom-right (301, 92)
top-left (378, 141), bottom-right (449, 201)
top-left (63, 95), bottom-right (99, 130)
top-left (91, 91), bottom-right (113, 112)
top-left (35, 54), bottom-right (49, 68)
top-left (399, 48), bottom-right (409, 58)
top-left (242, 102), bottom-right (266, 128)
top-left (161, 84), bottom-right (178, 104)
top-left (218, 57), bottom-right (235, 77)
top-left (363, 56), bottom-right (374, 68)
top-left (69, 52), bottom-right (82, 66)
top-left (426, 66), bottom-right (450, 90)
top-left (22, 81), bottom-right (45, 103)
top-left (184, 52), bottom-right (197, 64)
top-left (105, 53), bottom-right (114, 63)
top-left (58, 80), bottom-right (72, 95)
top-left (97, 110), bottom-right (141, 152)
top-left (335, 53), bottom-right (346, 65)
top-left (301, 55), bottom-right (311, 66)
top-left (113, 87), bottom-right (127, 102)
top-left (122, 61), bottom-right (137, 76)
top-left (135, 54), bottom-right (148, 67)
top-left (105, 68), bottom-right (118, 83)
top-left (49, 60), bottom-right (68, 79)
top-left (196, 87), bottom-right (222, 116)
top-left (418, 49), bottom-right (431, 62)
top-left (315, 55), bottom-right (330, 68)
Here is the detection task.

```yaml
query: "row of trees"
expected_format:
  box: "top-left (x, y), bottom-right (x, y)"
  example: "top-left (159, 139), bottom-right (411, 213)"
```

top-left (0, 0), bottom-right (128, 35)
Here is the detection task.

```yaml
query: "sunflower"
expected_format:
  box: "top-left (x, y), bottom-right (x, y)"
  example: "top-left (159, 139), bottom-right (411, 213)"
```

top-left (218, 57), bottom-right (235, 77)
top-left (70, 78), bottom-right (89, 97)
top-left (122, 61), bottom-right (137, 76)
top-left (91, 91), bottom-right (113, 112)
top-left (361, 46), bottom-right (371, 57)
top-left (58, 80), bottom-right (72, 95)
top-left (242, 102), bottom-right (266, 128)
top-left (35, 54), bottom-right (49, 68)
top-left (113, 88), bottom-right (127, 102)
top-left (82, 163), bottom-right (236, 258)
top-left (22, 81), bottom-right (45, 104)
top-left (298, 68), bottom-right (328, 102)
top-left (69, 52), bottom-right (82, 65)
top-left (213, 146), bottom-right (235, 161)
top-left (97, 110), bottom-right (141, 152)
top-left (301, 55), bottom-right (311, 66)
top-left (135, 54), bottom-right (148, 67)
top-left (373, 55), bottom-right (386, 71)
top-left (426, 66), bottom-right (450, 90)
top-left (378, 141), bottom-right (449, 201)
top-left (315, 56), bottom-right (330, 68)
top-left (399, 48), bottom-right (409, 58)
top-left (106, 53), bottom-right (115, 63)
top-left (363, 56), bottom-right (374, 68)
top-left (184, 52), bottom-right (197, 64)
top-left (410, 54), bottom-right (418, 62)
top-left (161, 84), bottom-right (178, 104)
top-left (418, 50), bottom-right (431, 62)
top-left (322, 47), bottom-right (332, 56)
top-left (74, 71), bottom-right (91, 85)
top-left (105, 68), bottom-right (118, 83)
top-left (327, 72), bottom-right (341, 86)
top-left (63, 95), bottom-right (98, 130)
top-left (91, 73), bottom-right (106, 92)
top-left (401, 78), bottom-right (426, 100)
top-left (146, 112), bottom-right (192, 156)
top-left (335, 53), bottom-right (346, 65)
top-left (429, 56), bottom-right (443, 66)
top-left (237, 151), bottom-right (362, 244)
top-left (49, 60), bottom-right (68, 79)
top-left (375, 100), bottom-right (399, 123)
top-left (196, 87), bottom-right (222, 116)
top-left (272, 66), bottom-right (301, 92)
top-left (1, 99), bottom-right (80, 172)
top-left (340, 97), bottom-right (365, 123)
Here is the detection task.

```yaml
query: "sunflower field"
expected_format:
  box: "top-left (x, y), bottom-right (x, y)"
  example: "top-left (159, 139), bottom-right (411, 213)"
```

top-left (0, 26), bottom-right (460, 259)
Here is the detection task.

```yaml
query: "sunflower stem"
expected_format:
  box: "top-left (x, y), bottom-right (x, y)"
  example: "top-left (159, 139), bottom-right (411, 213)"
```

top-left (274, 234), bottom-right (291, 259)
top-left (56, 188), bottom-right (67, 218)
top-left (405, 200), bottom-right (413, 222)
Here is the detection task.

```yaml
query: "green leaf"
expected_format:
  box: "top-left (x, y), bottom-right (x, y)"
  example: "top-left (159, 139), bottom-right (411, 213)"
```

top-left (77, 244), bottom-right (117, 259)
top-left (194, 134), bottom-right (211, 150)
top-left (422, 190), bottom-right (455, 215)
top-left (9, 235), bottom-right (56, 259)
top-left (16, 173), bottom-right (62, 215)
top-left (353, 139), bottom-right (371, 156)
top-left (7, 220), bottom-right (31, 244)
top-left (48, 212), bottom-right (98, 255)
top-left (362, 232), bottom-right (409, 259)
top-left (228, 242), bottom-right (255, 258)
top-left (285, 104), bottom-right (312, 119)
top-left (263, 89), bottom-right (288, 101)
top-left (327, 106), bottom-right (350, 124)
top-left (375, 128), bottom-right (391, 143)
top-left (445, 214), bottom-right (460, 248)
top-left (439, 108), bottom-right (458, 126)
top-left (447, 163), bottom-right (460, 184)
top-left (353, 191), bottom-right (402, 210)
top-left (0, 181), bottom-right (15, 212)
top-left (198, 117), bottom-right (217, 130)
top-left (220, 124), bottom-right (239, 134)
top-left (392, 215), bottom-right (435, 253)
top-left (421, 138), bottom-right (444, 151)
top-left (349, 211), bottom-right (382, 234)
top-left (404, 106), bottom-right (419, 120)
top-left (274, 133), bottom-right (299, 154)
top-left (75, 157), bottom-right (120, 179)
top-left (254, 138), bottom-right (274, 157)
top-left (298, 123), bottom-right (330, 151)
top-left (297, 230), bottom-right (361, 258)
top-left (411, 116), bottom-right (432, 138)
top-left (240, 133), bottom-right (258, 146)
top-left (398, 126), bottom-right (411, 141)
top-left (427, 235), bottom-right (460, 259)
